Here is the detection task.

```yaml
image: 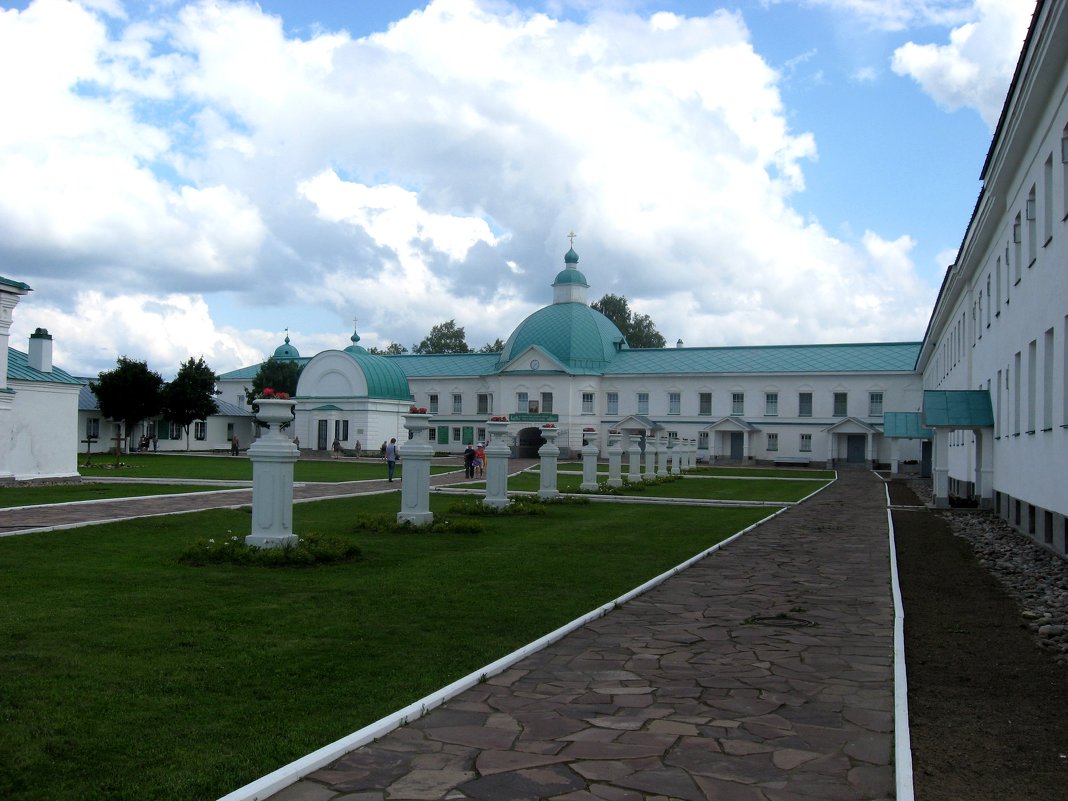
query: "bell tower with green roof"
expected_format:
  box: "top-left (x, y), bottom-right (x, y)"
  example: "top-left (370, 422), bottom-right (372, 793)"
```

top-left (552, 232), bottom-right (589, 304)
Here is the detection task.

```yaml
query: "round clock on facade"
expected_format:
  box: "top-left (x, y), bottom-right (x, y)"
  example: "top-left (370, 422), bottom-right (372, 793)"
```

top-left (529, 359), bottom-right (540, 370)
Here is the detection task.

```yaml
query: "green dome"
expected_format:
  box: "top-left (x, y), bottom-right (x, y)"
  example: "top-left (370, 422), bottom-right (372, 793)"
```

top-left (554, 266), bottom-right (588, 286)
top-left (344, 328), bottom-right (367, 355)
top-left (343, 351), bottom-right (410, 400)
top-left (498, 302), bottom-right (628, 373)
top-left (273, 335), bottom-right (300, 360)
top-left (564, 247), bottom-right (579, 263)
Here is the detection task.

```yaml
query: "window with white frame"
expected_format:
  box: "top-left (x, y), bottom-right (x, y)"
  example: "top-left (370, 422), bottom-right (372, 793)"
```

top-left (541, 392), bottom-right (554, 413)
top-left (428, 394), bottom-right (439, 414)
top-left (868, 392), bottom-right (884, 417)
top-left (698, 431), bottom-right (709, 449)
top-left (477, 393), bottom-right (492, 415)
top-left (429, 427), bottom-right (437, 442)
top-left (170, 422), bottom-right (182, 439)
top-left (582, 392), bottom-right (595, 414)
top-left (767, 432), bottom-right (778, 451)
top-left (516, 392), bottom-right (528, 413)
top-left (800, 433), bottom-right (812, 452)
top-left (452, 393), bottom-right (462, 414)
top-left (699, 392), bottom-right (712, 416)
top-left (452, 427), bottom-right (461, 442)
top-left (668, 392), bottom-right (681, 415)
top-left (637, 392), bottom-right (649, 415)
top-left (765, 392), bottom-right (778, 416)
top-left (798, 392), bottom-right (812, 417)
top-left (731, 392), bottom-right (744, 416)
top-left (833, 392), bottom-right (848, 417)
top-left (606, 392), bottom-right (619, 415)
top-left (667, 430), bottom-right (678, 440)
top-left (86, 418), bottom-right (100, 439)
top-left (477, 427), bottom-right (486, 443)
top-left (194, 421), bottom-right (207, 441)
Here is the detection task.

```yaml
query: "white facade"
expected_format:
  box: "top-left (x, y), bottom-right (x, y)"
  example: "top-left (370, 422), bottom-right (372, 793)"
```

top-left (917, 0), bottom-right (1068, 546)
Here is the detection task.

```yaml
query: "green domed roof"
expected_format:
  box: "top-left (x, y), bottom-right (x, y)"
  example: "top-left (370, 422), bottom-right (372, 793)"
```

top-left (344, 328), bottom-right (367, 355)
top-left (273, 335), bottom-right (300, 360)
top-left (564, 247), bottom-right (579, 264)
top-left (343, 351), bottom-right (410, 400)
top-left (554, 266), bottom-right (588, 285)
top-left (498, 302), bottom-right (628, 373)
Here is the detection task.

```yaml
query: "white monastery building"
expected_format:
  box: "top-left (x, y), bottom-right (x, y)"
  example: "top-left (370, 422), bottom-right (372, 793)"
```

top-left (917, 0), bottom-right (1068, 548)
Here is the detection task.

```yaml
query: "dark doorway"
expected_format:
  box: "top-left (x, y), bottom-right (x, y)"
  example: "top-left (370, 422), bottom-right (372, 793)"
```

top-left (729, 432), bottom-right (744, 461)
top-left (516, 427), bottom-right (544, 458)
top-left (317, 419), bottom-right (328, 450)
top-left (846, 434), bottom-right (866, 463)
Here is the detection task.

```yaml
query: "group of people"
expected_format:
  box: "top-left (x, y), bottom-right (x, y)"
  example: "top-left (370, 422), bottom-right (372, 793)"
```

top-left (463, 442), bottom-right (485, 478)
top-left (138, 434), bottom-right (158, 452)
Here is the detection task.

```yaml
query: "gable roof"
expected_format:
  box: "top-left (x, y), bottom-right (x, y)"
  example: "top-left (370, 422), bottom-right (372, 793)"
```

top-left (610, 342), bottom-right (921, 375)
top-left (7, 348), bottom-right (82, 385)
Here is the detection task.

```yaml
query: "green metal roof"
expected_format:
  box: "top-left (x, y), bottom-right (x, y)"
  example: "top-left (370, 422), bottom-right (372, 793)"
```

top-left (922, 390), bottom-right (994, 428)
top-left (7, 348), bottom-right (82, 385)
top-left (553, 267), bottom-right (588, 286)
top-left (883, 411), bottom-right (933, 439)
top-left (342, 351), bottom-right (411, 400)
top-left (273, 336), bottom-right (301, 360)
top-left (498, 302), bottom-right (628, 374)
top-left (217, 357), bottom-right (312, 381)
top-left (0, 276), bottom-right (31, 292)
top-left (389, 352), bottom-right (501, 378)
top-left (610, 341), bottom-right (921, 375)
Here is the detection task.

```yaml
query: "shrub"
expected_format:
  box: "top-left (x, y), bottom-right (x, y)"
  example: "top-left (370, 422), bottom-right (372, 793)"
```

top-left (178, 532), bottom-right (361, 567)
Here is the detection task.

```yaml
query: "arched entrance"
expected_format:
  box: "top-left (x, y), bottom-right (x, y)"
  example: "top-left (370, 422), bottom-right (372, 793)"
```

top-left (516, 426), bottom-right (545, 458)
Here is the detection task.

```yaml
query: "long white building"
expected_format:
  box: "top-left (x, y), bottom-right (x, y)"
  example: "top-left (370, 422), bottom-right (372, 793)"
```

top-left (916, 0), bottom-right (1068, 550)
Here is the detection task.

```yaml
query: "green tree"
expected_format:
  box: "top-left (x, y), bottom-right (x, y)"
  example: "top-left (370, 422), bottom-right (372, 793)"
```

top-left (161, 357), bottom-right (220, 450)
top-left (412, 320), bottom-right (471, 354)
top-left (590, 294), bottom-right (667, 349)
top-left (244, 357), bottom-right (303, 405)
top-left (369, 342), bottom-right (409, 355)
top-left (91, 356), bottom-right (164, 455)
top-left (478, 338), bottom-right (505, 353)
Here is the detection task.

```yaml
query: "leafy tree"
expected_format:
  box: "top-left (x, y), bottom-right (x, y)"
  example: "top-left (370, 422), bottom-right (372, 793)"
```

top-left (591, 293), bottom-right (667, 349)
top-left (91, 356), bottom-right (164, 454)
top-left (369, 342), bottom-right (409, 355)
top-left (161, 357), bottom-right (220, 450)
top-left (412, 320), bottom-right (471, 354)
top-left (244, 357), bottom-right (303, 405)
top-left (478, 338), bottom-right (505, 353)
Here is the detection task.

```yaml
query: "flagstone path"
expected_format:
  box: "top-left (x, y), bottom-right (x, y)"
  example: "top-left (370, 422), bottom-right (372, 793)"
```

top-left (264, 468), bottom-right (896, 801)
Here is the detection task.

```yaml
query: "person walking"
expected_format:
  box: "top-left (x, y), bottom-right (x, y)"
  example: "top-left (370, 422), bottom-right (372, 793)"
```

top-left (331, 437), bottom-right (342, 459)
top-left (354, 439), bottom-right (362, 458)
top-left (385, 438), bottom-right (400, 482)
top-left (231, 434), bottom-right (240, 456)
top-left (463, 443), bottom-right (476, 478)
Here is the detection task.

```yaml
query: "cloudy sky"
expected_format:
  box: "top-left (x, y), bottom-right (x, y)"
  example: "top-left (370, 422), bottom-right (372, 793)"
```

top-left (0, 0), bottom-right (1035, 378)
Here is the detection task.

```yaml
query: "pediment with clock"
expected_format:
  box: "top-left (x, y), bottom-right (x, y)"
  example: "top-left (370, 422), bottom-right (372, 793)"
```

top-left (495, 345), bottom-right (568, 375)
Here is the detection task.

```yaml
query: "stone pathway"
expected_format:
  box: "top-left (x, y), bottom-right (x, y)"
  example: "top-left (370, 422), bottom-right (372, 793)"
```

top-left (265, 469), bottom-right (896, 801)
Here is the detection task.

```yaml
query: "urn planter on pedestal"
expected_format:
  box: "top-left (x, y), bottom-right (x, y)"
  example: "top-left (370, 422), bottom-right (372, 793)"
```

top-left (398, 413), bottom-right (434, 526)
top-left (538, 426), bottom-right (560, 499)
top-left (246, 398), bottom-right (299, 549)
top-left (483, 419), bottom-right (511, 509)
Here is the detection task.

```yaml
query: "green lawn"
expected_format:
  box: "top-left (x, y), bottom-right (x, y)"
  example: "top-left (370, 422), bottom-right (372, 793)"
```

top-left (0, 483), bottom-right (230, 508)
top-left (543, 463), bottom-right (836, 480)
top-left (457, 471), bottom-right (830, 502)
top-left (0, 494), bottom-right (772, 801)
top-left (78, 454), bottom-right (459, 482)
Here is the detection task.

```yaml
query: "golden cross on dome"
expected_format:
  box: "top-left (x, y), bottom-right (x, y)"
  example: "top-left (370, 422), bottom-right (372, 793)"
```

top-left (567, 231), bottom-right (576, 248)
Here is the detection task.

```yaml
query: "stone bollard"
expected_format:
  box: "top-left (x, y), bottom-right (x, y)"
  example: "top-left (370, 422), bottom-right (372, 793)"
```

top-left (483, 419), bottom-right (511, 510)
top-left (607, 431), bottom-right (623, 488)
top-left (580, 429), bottom-right (599, 491)
top-left (397, 412), bottom-right (434, 526)
top-left (627, 435), bottom-right (642, 484)
top-left (538, 426), bottom-right (560, 499)
top-left (246, 398), bottom-right (299, 549)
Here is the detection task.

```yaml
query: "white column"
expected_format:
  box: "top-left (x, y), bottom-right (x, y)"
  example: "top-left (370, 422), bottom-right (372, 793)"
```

top-left (656, 435), bottom-right (670, 477)
top-left (580, 430), bottom-right (599, 491)
top-left (397, 413), bottom-right (434, 526)
top-left (538, 427), bottom-right (560, 499)
top-left (890, 439), bottom-right (901, 477)
top-left (483, 420), bottom-right (511, 510)
top-left (932, 428), bottom-right (950, 508)
top-left (247, 399), bottom-right (299, 549)
top-left (644, 434), bottom-right (656, 480)
top-left (626, 435), bottom-right (642, 483)
top-left (669, 438), bottom-right (680, 474)
top-left (742, 432), bottom-right (751, 463)
top-left (606, 432), bottom-right (623, 488)
top-left (975, 428), bottom-right (994, 510)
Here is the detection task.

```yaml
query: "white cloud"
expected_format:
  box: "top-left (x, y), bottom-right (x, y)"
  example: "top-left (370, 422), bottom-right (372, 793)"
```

top-left (891, 0), bottom-right (1033, 126)
top-left (0, 0), bottom-right (947, 377)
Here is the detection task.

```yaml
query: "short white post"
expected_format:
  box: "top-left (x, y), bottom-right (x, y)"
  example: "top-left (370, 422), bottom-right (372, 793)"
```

top-left (397, 413), bottom-right (434, 526)
top-left (246, 398), bottom-right (299, 549)
top-left (644, 434), bottom-right (657, 480)
top-left (580, 428), bottom-right (599, 491)
top-left (669, 438), bottom-right (680, 474)
top-left (657, 434), bottom-right (670, 477)
top-left (626, 435), bottom-right (642, 483)
top-left (607, 431), bottom-right (623, 487)
top-left (538, 426), bottom-right (560, 499)
top-left (484, 419), bottom-right (511, 509)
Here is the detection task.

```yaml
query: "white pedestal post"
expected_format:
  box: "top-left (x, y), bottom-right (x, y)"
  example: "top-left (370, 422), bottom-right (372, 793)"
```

top-left (538, 426), bottom-right (560, 499)
top-left (607, 432), bottom-right (623, 488)
top-left (398, 413), bottom-right (434, 526)
top-left (669, 438), bottom-right (680, 474)
top-left (246, 399), bottom-right (299, 549)
top-left (580, 430), bottom-right (599, 491)
top-left (644, 435), bottom-right (657, 481)
top-left (484, 420), bottom-right (511, 510)
top-left (657, 435), bottom-right (670, 477)
top-left (626, 435), bottom-right (642, 483)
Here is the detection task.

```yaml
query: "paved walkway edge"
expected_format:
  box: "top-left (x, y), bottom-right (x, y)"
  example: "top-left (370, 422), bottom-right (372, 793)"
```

top-left (215, 505), bottom-right (792, 801)
top-left (884, 479), bottom-right (916, 801)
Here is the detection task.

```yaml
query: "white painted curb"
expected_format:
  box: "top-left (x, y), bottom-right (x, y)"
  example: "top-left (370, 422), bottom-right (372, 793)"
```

top-left (216, 506), bottom-right (790, 801)
top-left (884, 483), bottom-right (916, 801)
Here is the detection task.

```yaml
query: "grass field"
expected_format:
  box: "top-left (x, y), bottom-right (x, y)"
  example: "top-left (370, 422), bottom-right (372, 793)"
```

top-left (0, 483), bottom-right (229, 508)
top-left (456, 471), bottom-right (830, 502)
top-left (0, 493), bottom-right (774, 801)
top-left (77, 454), bottom-right (459, 483)
top-left (543, 462), bottom-right (836, 480)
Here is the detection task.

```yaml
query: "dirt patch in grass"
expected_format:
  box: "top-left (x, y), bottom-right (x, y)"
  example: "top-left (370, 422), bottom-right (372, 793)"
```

top-left (890, 481), bottom-right (1068, 800)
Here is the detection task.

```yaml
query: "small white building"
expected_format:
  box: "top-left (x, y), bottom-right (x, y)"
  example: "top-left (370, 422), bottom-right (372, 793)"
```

top-left (916, 0), bottom-right (1068, 549)
top-left (1, 277), bottom-right (81, 482)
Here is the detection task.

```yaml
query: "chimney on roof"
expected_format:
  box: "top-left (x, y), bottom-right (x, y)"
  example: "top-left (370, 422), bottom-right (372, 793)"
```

top-left (676, 338), bottom-right (684, 349)
top-left (28, 327), bottom-right (52, 372)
